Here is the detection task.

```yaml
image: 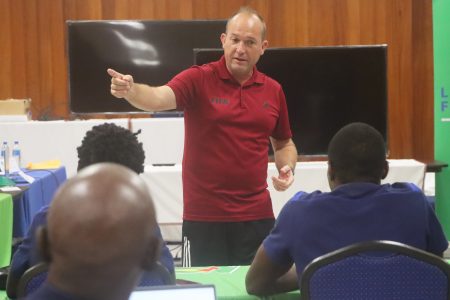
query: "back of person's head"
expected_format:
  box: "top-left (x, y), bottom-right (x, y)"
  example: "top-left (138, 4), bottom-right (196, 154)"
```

top-left (327, 122), bottom-right (387, 186)
top-left (77, 123), bottom-right (145, 174)
top-left (38, 163), bottom-right (160, 300)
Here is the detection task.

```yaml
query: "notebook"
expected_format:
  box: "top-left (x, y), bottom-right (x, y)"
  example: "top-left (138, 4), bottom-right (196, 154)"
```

top-left (129, 284), bottom-right (216, 300)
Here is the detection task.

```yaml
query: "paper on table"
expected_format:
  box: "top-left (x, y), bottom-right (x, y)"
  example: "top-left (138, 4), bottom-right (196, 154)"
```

top-left (0, 186), bottom-right (21, 192)
top-left (27, 160), bottom-right (61, 170)
top-left (18, 169), bottom-right (34, 184)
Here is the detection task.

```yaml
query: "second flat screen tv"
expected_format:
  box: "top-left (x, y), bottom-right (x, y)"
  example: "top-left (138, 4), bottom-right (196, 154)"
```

top-left (194, 46), bottom-right (388, 156)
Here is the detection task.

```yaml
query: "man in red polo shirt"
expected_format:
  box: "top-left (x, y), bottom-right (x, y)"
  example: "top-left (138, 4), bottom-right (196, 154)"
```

top-left (107, 7), bottom-right (298, 266)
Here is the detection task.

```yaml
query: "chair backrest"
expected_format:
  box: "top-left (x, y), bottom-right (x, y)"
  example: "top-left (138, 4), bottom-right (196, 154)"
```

top-left (138, 261), bottom-right (176, 287)
top-left (0, 193), bottom-right (13, 268)
top-left (16, 262), bottom-right (48, 298)
top-left (300, 240), bottom-right (450, 300)
top-left (16, 261), bottom-right (174, 298)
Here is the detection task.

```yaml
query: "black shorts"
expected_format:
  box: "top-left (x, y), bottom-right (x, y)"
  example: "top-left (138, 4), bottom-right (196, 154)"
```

top-left (182, 219), bottom-right (275, 267)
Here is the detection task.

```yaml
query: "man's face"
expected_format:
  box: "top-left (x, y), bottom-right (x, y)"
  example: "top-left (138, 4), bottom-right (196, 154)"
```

top-left (220, 13), bottom-right (268, 83)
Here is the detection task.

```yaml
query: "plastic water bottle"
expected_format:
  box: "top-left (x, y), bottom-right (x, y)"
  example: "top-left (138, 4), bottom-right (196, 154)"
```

top-left (1, 141), bottom-right (10, 176)
top-left (12, 141), bottom-right (21, 170)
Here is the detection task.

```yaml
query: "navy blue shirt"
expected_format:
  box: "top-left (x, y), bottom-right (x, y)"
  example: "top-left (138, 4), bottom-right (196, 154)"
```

top-left (263, 182), bottom-right (449, 279)
top-left (26, 282), bottom-right (79, 300)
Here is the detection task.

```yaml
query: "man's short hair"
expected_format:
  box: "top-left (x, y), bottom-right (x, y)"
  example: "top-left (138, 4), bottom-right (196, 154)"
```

top-left (77, 123), bottom-right (145, 174)
top-left (328, 122), bottom-right (386, 184)
top-left (227, 6), bottom-right (267, 40)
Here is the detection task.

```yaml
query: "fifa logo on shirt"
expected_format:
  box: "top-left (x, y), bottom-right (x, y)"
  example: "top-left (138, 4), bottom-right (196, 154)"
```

top-left (210, 98), bottom-right (229, 105)
top-left (263, 101), bottom-right (270, 109)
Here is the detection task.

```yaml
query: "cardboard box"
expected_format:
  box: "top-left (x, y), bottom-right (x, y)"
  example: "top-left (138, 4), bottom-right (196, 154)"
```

top-left (0, 99), bottom-right (31, 117)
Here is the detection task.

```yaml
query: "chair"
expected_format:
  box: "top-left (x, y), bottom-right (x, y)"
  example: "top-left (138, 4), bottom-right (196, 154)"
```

top-left (16, 262), bottom-right (48, 298)
top-left (15, 261), bottom-right (175, 297)
top-left (300, 240), bottom-right (450, 300)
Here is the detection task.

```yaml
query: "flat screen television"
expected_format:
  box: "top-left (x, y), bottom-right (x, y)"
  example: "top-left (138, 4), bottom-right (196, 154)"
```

top-left (67, 20), bottom-right (226, 114)
top-left (194, 46), bottom-right (388, 156)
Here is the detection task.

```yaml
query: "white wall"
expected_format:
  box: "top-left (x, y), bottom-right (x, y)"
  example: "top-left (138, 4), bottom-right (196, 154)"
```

top-left (0, 118), bottom-right (185, 177)
top-left (0, 118), bottom-right (436, 196)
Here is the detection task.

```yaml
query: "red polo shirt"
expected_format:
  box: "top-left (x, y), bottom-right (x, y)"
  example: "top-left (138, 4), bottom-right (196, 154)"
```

top-left (167, 56), bottom-right (292, 222)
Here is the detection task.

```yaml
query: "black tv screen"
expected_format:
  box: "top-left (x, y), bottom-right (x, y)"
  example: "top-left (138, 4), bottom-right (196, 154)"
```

top-left (194, 46), bottom-right (388, 156)
top-left (67, 20), bottom-right (226, 114)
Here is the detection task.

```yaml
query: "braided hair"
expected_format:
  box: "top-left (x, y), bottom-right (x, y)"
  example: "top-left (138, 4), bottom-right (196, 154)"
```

top-left (77, 123), bottom-right (145, 174)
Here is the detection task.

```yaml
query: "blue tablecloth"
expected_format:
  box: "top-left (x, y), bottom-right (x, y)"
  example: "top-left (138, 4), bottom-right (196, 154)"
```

top-left (12, 167), bottom-right (67, 237)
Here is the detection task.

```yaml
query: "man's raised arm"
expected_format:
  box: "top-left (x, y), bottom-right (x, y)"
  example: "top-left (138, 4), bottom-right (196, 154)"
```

top-left (107, 68), bottom-right (176, 112)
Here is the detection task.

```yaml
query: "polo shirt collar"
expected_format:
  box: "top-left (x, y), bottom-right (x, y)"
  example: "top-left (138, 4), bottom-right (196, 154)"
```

top-left (332, 182), bottom-right (381, 198)
top-left (215, 55), bottom-right (264, 85)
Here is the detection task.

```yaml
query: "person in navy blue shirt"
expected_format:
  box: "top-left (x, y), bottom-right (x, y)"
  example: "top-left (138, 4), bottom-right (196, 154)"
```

top-left (246, 122), bottom-right (449, 296)
top-left (28, 163), bottom-right (161, 300)
top-left (7, 123), bottom-right (174, 298)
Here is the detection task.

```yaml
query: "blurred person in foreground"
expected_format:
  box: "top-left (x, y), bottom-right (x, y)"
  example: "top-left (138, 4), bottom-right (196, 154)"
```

top-left (28, 163), bottom-right (160, 300)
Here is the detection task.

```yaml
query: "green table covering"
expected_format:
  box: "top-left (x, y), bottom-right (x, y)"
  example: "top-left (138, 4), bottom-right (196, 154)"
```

top-left (0, 193), bottom-right (13, 268)
top-left (176, 265), bottom-right (299, 300)
top-left (3, 261), bottom-right (450, 299)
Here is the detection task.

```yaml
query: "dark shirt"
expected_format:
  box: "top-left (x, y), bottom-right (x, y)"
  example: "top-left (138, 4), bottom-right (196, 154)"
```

top-left (264, 182), bottom-right (449, 279)
top-left (26, 282), bottom-right (79, 300)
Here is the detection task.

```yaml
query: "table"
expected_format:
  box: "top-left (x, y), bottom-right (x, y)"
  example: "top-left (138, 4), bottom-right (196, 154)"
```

top-left (0, 267), bottom-right (298, 300)
top-left (0, 193), bottom-right (13, 268)
top-left (176, 266), bottom-right (299, 300)
top-left (142, 159), bottom-right (426, 241)
top-left (0, 169), bottom-right (65, 299)
top-left (11, 167), bottom-right (67, 237)
top-left (2, 261), bottom-right (449, 300)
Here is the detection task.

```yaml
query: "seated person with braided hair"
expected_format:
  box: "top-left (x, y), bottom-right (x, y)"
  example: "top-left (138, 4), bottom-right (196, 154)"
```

top-left (7, 123), bottom-right (174, 298)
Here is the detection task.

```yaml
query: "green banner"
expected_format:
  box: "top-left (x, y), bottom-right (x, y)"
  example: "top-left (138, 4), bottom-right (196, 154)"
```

top-left (433, 0), bottom-right (450, 237)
